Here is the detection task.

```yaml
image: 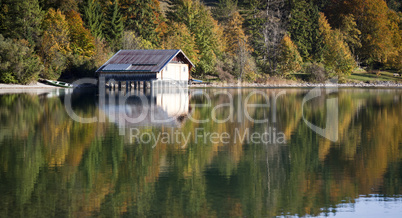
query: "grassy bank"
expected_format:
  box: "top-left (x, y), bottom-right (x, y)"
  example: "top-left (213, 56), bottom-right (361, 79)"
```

top-left (347, 69), bottom-right (402, 83)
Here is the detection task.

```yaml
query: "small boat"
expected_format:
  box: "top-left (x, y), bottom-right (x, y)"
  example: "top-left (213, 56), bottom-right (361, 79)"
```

top-left (188, 78), bottom-right (205, 85)
top-left (192, 79), bottom-right (203, 83)
top-left (44, 79), bottom-right (74, 88)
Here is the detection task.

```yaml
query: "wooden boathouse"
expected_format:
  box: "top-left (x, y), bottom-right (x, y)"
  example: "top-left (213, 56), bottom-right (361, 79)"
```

top-left (96, 49), bottom-right (194, 90)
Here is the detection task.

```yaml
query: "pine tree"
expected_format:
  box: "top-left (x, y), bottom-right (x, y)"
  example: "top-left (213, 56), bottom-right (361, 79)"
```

top-left (0, 0), bottom-right (43, 47)
top-left (168, 0), bottom-right (225, 76)
top-left (289, 0), bottom-right (322, 61)
top-left (82, 0), bottom-right (104, 39)
top-left (120, 0), bottom-right (166, 45)
top-left (104, 0), bottom-right (124, 51)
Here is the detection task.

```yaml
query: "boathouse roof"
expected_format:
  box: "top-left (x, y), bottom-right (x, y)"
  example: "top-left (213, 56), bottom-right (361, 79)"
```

top-left (96, 49), bottom-right (195, 73)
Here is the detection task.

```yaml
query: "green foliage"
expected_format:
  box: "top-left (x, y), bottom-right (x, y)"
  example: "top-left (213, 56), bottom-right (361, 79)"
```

top-left (122, 31), bottom-right (155, 50)
top-left (339, 14), bottom-right (361, 55)
top-left (319, 13), bottom-right (356, 77)
top-left (0, 0), bottom-right (43, 47)
top-left (104, 0), bottom-right (124, 51)
top-left (82, 0), bottom-right (104, 39)
top-left (213, 0), bottom-right (238, 22)
top-left (168, 0), bottom-right (225, 76)
top-left (0, 35), bottom-right (43, 84)
top-left (164, 22), bottom-right (199, 66)
top-left (0, 0), bottom-right (401, 83)
top-left (120, 0), bottom-right (166, 46)
top-left (289, 0), bottom-right (322, 61)
top-left (387, 0), bottom-right (402, 12)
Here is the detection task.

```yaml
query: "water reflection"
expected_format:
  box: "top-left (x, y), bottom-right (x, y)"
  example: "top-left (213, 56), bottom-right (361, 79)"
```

top-left (0, 88), bottom-right (401, 217)
top-left (101, 88), bottom-right (190, 129)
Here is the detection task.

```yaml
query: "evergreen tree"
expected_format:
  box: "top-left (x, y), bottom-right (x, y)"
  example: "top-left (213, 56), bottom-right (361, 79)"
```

top-left (82, 0), bottom-right (104, 39)
top-left (104, 0), bottom-right (124, 51)
top-left (213, 0), bottom-right (238, 22)
top-left (288, 0), bottom-right (322, 61)
top-left (120, 0), bottom-right (166, 45)
top-left (168, 0), bottom-right (226, 76)
top-left (0, 0), bottom-right (43, 47)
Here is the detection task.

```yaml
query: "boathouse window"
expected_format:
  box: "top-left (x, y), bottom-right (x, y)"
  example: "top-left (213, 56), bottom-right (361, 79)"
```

top-left (183, 67), bottom-right (186, 73)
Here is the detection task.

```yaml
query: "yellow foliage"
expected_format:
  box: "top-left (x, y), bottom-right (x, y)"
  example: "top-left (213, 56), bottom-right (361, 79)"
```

top-left (163, 22), bottom-right (199, 65)
top-left (224, 11), bottom-right (247, 55)
top-left (319, 13), bottom-right (356, 77)
top-left (277, 35), bottom-right (303, 76)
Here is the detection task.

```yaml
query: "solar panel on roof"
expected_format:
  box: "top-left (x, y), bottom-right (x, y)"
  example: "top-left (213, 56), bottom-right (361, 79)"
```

top-left (103, 64), bottom-right (131, 71)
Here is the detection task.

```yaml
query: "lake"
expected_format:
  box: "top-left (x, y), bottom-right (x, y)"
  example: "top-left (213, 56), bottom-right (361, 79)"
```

top-left (0, 87), bottom-right (401, 217)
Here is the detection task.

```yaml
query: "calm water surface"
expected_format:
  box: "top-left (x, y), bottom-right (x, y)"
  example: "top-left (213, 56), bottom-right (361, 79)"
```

top-left (0, 87), bottom-right (402, 217)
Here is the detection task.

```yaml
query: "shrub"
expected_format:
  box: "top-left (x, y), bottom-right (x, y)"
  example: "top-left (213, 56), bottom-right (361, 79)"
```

top-left (0, 35), bottom-right (43, 84)
top-left (305, 63), bottom-right (327, 83)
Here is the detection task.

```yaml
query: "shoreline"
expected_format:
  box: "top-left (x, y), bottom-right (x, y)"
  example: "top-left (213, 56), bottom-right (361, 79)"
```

top-left (0, 82), bottom-right (61, 89)
top-left (190, 81), bottom-right (402, 88)
top-left (1, 81), bottom-right (402, 90)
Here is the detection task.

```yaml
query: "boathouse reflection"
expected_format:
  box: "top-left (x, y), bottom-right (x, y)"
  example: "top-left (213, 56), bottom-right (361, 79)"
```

top-left (100, 87), bottom-right (191, 130)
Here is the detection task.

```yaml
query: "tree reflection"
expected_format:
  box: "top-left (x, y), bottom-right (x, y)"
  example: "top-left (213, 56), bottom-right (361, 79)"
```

top-left (0, 88), bottom-right (401, 216)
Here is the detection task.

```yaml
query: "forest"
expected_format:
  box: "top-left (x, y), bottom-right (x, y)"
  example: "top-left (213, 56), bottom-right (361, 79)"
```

top-left (0, 0), bottom-right (401, 84)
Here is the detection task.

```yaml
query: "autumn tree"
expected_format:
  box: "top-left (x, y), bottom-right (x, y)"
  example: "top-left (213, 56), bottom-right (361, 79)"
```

top-left (339, 14), bottom-right (361, 56)
top-left (326, 0), bottom-right (394, 65)
top-left (319, 13), bottom-right (356, 78)
top-left (223, 11), bottom-right (256, 80)
top-left (163, 22), bottom-right (199, 66)
top-left (40, 8), bottom-right (71, 79)
top-left (224, 11), bottom-right (247, 55)
top-left (277, 35), bottom-right (303, 77)
top-left (103, 0), bottom-right (124, 51)
top-left (386, 10), bottom-right (402, 72)
top-left (65, 10), bottom-right (95, 57)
